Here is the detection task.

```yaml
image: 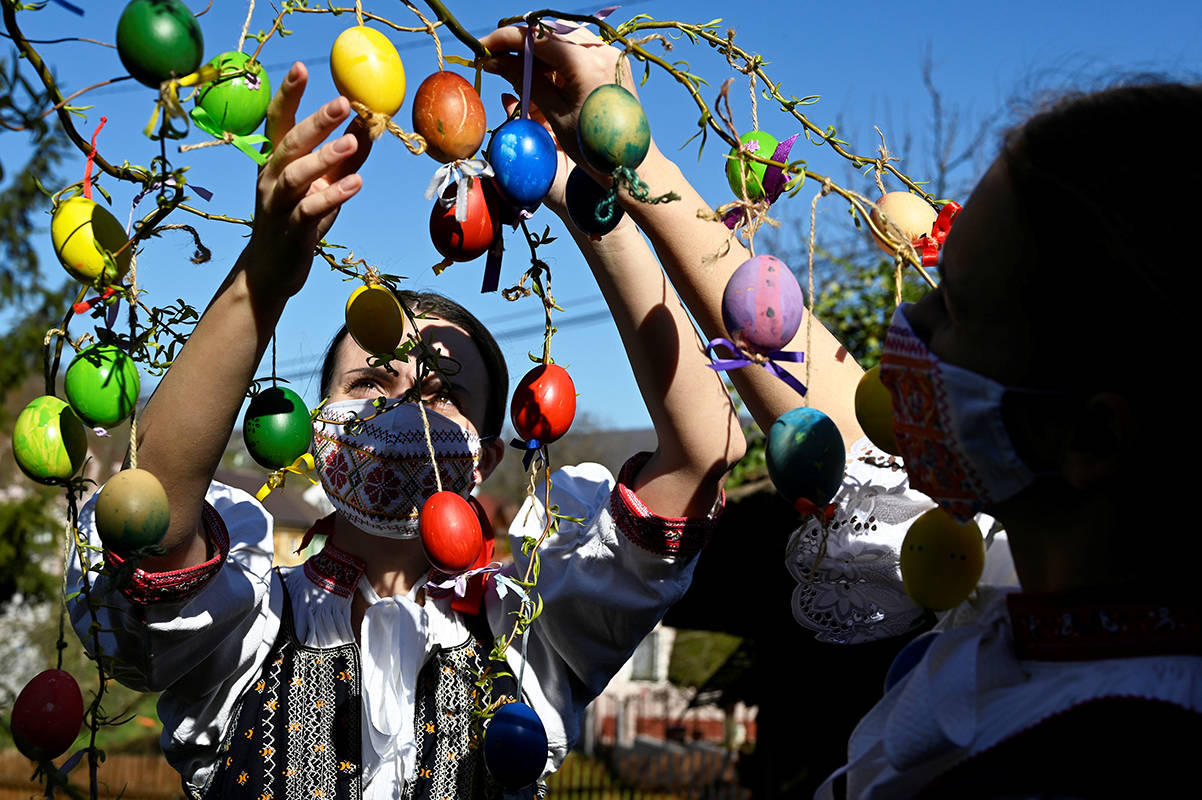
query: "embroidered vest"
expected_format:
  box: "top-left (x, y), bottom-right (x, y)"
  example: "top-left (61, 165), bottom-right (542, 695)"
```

top-left (194, 571), bottom-right (525, 800)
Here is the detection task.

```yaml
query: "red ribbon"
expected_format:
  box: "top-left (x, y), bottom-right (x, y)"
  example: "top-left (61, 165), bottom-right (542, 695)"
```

top-left (793, 497), bottom-right (837, 524)
top-left (73, 287), bottom-right (119, 315)
top-left (83, 116), bottom-right (108, 201)
top-left (914, 201), bottom-right (961, 267)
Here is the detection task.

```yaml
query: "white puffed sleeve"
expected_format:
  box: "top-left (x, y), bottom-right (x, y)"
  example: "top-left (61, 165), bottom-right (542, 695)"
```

top-left (486, 453), bottom-right (722, 775)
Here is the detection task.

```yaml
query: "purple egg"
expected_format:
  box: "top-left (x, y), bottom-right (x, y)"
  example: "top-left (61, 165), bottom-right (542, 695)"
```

top-left (720, 255), bottom-right (805, 354)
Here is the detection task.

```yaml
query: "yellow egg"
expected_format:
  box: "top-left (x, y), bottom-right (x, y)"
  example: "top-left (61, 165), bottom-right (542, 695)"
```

top-left (899, 507), bottom-right (985, 611)
top-left (854, 365), bottom-right (901, 456)
top-left (51, 196), bottom-right (132, 286)
top-left (345, 284), bottom-right (405, 355)
top-left (869, 191), bottom-right (938, 257)
top-left (330, 26), bottom-right (406, 116)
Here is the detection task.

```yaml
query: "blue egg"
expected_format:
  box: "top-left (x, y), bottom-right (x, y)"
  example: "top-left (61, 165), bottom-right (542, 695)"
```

top-left (487, 118), bottom-right (557, 211)
top-left (483, 701), bottom-right (548, 789)
top-left (765, 407), bottom-right (845, 507)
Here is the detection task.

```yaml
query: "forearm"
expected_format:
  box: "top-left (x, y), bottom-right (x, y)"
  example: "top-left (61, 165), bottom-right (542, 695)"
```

top-left (621, 146), bottom-right (866, 448)
top-left (558, 212), bottom-right (744, 516)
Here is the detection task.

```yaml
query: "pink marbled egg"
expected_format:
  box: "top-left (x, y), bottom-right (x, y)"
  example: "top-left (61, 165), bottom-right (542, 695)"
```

top-left (720, 255), bottom-right (805, 354)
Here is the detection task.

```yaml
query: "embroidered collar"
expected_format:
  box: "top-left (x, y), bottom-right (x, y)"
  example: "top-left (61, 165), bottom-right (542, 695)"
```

top-left (1008, 591), bottom-right (1202, 661)
top-left (304, 539), bottom-right (367, 598)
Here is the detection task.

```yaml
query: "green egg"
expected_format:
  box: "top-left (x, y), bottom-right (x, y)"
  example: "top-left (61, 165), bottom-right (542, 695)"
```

top-left (243, 386), bottom-right (313, 470)
top-left (116, 0), bottom-right (205, 88)
top-left (726, 130), bottom-right (780, 201)
top-left (195, 51), bottom-right (271, 136)
top-left (64, 344), bottom-right (140, 428)
top-left (95, 468), bottom-right (170, 554)
top-left (577, 84), bottom-right (651, 173)
top-left (12, 396), bottom-right (88, 485)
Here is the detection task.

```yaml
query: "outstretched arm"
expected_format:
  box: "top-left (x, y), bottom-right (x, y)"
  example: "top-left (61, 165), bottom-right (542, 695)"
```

top-left (135, 63), bottom-right (370, 572)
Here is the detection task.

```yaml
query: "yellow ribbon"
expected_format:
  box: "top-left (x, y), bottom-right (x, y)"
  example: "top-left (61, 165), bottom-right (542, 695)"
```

top-left (144, 64), bottom-right (222, 139)
top-left (255, 453), bottom-right (318, 502)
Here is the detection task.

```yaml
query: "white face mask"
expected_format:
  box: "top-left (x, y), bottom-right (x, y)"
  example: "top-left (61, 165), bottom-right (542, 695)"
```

top-left (879, 303), bottom-right (1042, 522)
top-left (312, 398), bottom-right (482, 539)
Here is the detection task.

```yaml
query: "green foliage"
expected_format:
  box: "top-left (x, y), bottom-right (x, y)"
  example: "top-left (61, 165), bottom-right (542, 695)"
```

top-left (0, 488), bottom-right (59, 606)
top-left (668, 629), bottom-right (743, 688)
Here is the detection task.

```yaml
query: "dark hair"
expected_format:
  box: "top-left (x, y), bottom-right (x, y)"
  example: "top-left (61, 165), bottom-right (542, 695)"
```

top-left (320, 290), bottom-right (508, 437)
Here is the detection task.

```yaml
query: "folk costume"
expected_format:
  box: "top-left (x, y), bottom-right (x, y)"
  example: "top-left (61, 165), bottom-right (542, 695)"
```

top-left (67, 454), bottom-right (721, 800)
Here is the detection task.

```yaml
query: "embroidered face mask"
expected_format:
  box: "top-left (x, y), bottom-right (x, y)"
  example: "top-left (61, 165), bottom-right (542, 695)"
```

top-left (312, 398), bottom-right (482, 539)
top-left (879, 303), bottom-right (1039, 522)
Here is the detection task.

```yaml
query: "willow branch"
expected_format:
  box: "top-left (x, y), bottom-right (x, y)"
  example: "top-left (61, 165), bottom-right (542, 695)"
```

top-left (423, 0), bottom-right (488, 58)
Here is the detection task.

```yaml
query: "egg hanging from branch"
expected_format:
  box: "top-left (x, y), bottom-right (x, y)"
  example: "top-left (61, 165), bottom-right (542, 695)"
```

top-left (429, 176), bottom-right (500, 263)
top-left (242, 386), bottom-right (313, 471)
top-left (10, 669), bottom-right (84, 762)
top-left (194, 51), bottom-right (272, 136)
top-left (95, 468), bottom-right (171, 554)
top-left (345, 283), bottom-right (406, 357)
top-left (420, 491), bottom-right (484, 574)
top-left (854, 365), bottom-right (901, 456)
top-left (511, 364), bottom-right (576, 445)
top-left (487, 118), bottom-right (557, 211)
top-left (720, 255), bottom-right (805, 355)
top-left (565, 167), bottom-right (624, 238)
top-left (765, 407), bottom-right (845, 510)
top-left (115, 0), bottom-right (205, 88)
top-left (484, 701), bottom-right (549, 789)
top-left (51, 196), bottom-right (132, 287)
top-left (412, 71), bottom-right (487, 163)
top-left (899, 507), bottom-right (985, 610)
top-left (577, 84), bottom-right (650, 173)
top-left (11, 396), bottom-right (88, 486)
top-left (330, 26), bottom-right (406, 117)
top-left (726, 130), bottom-right (780, 201)
top-left (870, 192), bottom-right (938, 257)
top-left (64, 343), bottom-right (140, 429)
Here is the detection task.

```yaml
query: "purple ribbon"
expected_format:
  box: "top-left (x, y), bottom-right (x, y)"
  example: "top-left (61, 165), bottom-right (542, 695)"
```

top-left (510, 437), bottom-right (544, 469)
top-left (705, 336), bottom-right (808, 396)
top-left (723, 133), bottom-right (800, 229)
top-left (126, 178), bottom-right (212, 234)
top-left (482, 235), bottom-right (504, 292)
top-left (518, 6), bottom-right (619, 120)
top-left (50, 0), bottom-right (84, 14)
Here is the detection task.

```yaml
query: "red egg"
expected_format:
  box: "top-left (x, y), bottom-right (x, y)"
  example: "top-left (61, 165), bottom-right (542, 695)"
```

top-left (429, 176), bottom-right (499, 262)
top-left (511, 364), bottom-right (576, 444)
top-left (412, 71), bottom-right (487, 163)
top-left (10, 669), bottom-right (84, 761)
top-left (420, 491), bottom-right (483, 574)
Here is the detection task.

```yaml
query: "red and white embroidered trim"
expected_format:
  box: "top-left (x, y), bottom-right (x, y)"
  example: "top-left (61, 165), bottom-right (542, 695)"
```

top-left (106, 502), bottom-right (230, 605)
top-left (610, 452), bottom-right (724, 559)
top-left (303, 542), bottom-right (366, 598)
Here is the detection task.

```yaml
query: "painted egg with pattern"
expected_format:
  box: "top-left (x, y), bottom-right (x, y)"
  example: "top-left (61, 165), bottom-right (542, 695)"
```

top-left (64, 344), bottom-right (141, 428)
top-left (510, 364), bottom-right (576, 444)
top-left (330, 26), bottom-right (406, 116)
top-left (725, 130), bottom-right (779, 201)
top-left (345, 283), bottom-right (406, 356)
top-left (194, 51), bottom-right (272, 136)
top-left (854, 365), bottom-right (901, 456)
top-left (95, 468), bottom-right (170, 554)
top-left (765, 407), bottom-right (845, 508)
top-left (870, 192), bottom-right (938, 256)
top-left (899, 507), bottom-right (985, 610)
top-left (565, 166), bottom-right (624, 237)
top-left (577, 84), bottom-right (650, 173)
top-left (51, 196), bottom-right (132, 287)
top-left (720, 255), bottom-right (805, 354)
top-left (10, 669), bottom-right (84, 762)
top-left (420, 491), bottom-right (483, 574)
top-left (412, 71), bottom-right (486, 163)
top-left (12, 396), bottom-right (88, 485)
top-left (484, 701), bottom-right (548, 789)
top-left (429, 176), bottom-right (499, 263)
top-left (487, 118), bottom-right (557, 211)
top-left (116, 0), bottom-right (204, 88)
top-left (242, 386), bottom-right (312, 471)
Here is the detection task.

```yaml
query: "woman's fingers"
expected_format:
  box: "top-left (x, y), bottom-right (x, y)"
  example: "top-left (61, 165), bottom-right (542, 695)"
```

top-left (274, 132), bottom-right (360, 204)
top-left (294, 174), bottom-right (363, 226)
top-left (265, 62), bottom-right (307, 152)
top-left (270, 96), bottom-right (351, 175)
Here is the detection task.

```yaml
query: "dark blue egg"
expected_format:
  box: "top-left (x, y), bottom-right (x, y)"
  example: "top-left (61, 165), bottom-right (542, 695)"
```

top-left (765, 407), bottom-right (845, 507)
top-left (487, 118), bottom-right (557, 211)
top-left (565, 166), bottom-right (624, 237)
top-left (483, 701), bottom-right (548, 789)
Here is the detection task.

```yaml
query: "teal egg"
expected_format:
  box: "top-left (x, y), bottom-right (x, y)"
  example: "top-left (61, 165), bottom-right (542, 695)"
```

top-left (12, 396), bottom-right (88, 485)
top-left (766, 407), bottom-right (845, 507)
top-left (195, 51), bottom-right (271, 136)
top-left (243, 387), bottom-right (312, 470)
top-left (726, 130), bottom-right (779, 201)
top-left (577, 84), bottom-right (650, 173)
top-left (64, 344), bottom-right (141, 428)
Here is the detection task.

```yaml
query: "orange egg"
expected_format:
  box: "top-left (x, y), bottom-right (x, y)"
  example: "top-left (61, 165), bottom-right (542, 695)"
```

top-left (870, 192), bottom-right (937, 257)
top-left (412, 71), bottom-right (486, 163)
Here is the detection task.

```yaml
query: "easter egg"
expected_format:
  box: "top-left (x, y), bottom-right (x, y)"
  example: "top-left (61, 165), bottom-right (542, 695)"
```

top-left (115, 0), bottom-right (204, 88)
top-left (12, 396), bottom-right (88, 485)
top-left (330, 26), bottom-right (406, 117)
top-left (346, 283), bottom-right (406, 356)
top-left (95, 468), bottom-right (170, 554)
top-left (51, 196), bottom-right (132, 287)
top-left (487, 118), bottom-right (557, 211)
top-left (194, 51), bottom-right (271, 136)
top-left (720, 255), bottom-right (805, 354)
top-left (511, 364), bottom-right (576, 445)
top-left (242, 386), bottom-right (312, 470)
top-left (725, 130), bottom-right (779, 201)
top-left (577, 84), bottom-right (650, 173)
top-left (64, 344), bottom-right (140, 428)
top-left (765, 407), bottom-right (845, 508)
top-left (412, 71), bottom-right (486, 163)
top-left (565, 166), bottom-right (624, 237)
top-left (429, 176), bottom-right (499, 262)
top-left (10, 669), bottom-right (84, 762)
top-left (419, 491), bottom-right (483, 574)
top-left (854, 365), bottom-right (900, 456)
top-left (870, 192), bottom-right (938, 256)
top-left (899, 507), bottom-right (985, 611)
top-left (484, 701), bottom-right (548, 789)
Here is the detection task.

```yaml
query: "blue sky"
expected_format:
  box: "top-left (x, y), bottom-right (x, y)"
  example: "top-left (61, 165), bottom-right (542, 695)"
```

top-left (4, 0), bottom-right (1200, 435)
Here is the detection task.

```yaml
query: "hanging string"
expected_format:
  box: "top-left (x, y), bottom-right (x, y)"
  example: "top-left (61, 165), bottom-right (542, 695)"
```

top-left (521, 16), bottom-right (535, 120)
top-left (416, 390), bottom-right (444, 494)
top-left (354, 0), bottom-right (364, 26)
top-left (237, 0), bottom-right (256, 53)
top-left (126, 248), bottom-right (140, 469)
top-left (748, 70), bottom-right (759, 132)
top-left (271, 335), bottom-right (278, 389)
top-left (893, 253), bottom-right (905, 307)
top-left (806, 182), bottom-right (831, 404)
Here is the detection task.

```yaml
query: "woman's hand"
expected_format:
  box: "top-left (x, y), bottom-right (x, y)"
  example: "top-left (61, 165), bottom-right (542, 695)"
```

top-left (244, 62), bottom-right (372, 302)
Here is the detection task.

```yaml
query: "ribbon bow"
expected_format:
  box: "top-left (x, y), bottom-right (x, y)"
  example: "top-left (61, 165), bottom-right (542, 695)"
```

top-left (427, 561), bottom-right (503, 596)
top-left (705, 336), bottom-right (807, 396)
top-left (144, 64), bottom-right (221, 139)
top-left (190, 106), bottom-right (272, 165)
top-left (424, 158), bottom-right (495, 222)
top-left (794, 496), bottom-right (838, 524)
top-left (509, 437), bottom-right (544, 470)
top-left (724, 133), bottom-right (801, 229)
top-left (914, 201), bottom-right (962, 267)
top-left (255, 453), bottom-right (318, 502)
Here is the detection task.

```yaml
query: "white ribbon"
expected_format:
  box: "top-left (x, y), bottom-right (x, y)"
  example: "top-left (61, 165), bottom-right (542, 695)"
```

top-left (360, 587), bottom-right (428, 782)
top-left (424, 158), bottom-right (495, 222)
top-left (427, 561), bottom-right (503, 596)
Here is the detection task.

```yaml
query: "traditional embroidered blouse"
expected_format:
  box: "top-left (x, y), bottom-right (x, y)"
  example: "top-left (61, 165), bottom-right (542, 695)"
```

top-left (66, 455), bottom-right (721, 799)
